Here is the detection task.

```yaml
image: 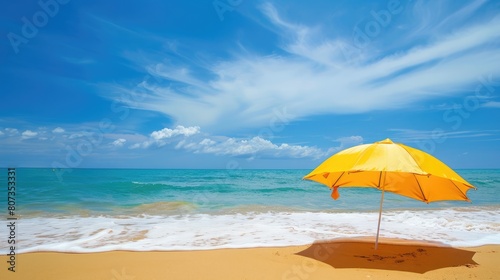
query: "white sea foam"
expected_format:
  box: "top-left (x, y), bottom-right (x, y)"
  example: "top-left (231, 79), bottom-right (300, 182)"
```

top-left (2, 207), bottom-right (499, 254)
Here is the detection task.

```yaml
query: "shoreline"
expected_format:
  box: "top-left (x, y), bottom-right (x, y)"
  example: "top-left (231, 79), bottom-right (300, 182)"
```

top-left (6, 207), bottom-right (499, 254)
top-left (1, 238), bottom-right (498, 280)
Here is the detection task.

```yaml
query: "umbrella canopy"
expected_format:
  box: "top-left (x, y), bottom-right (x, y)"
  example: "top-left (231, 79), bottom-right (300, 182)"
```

top-left (303, 138), bottom-right (476, 249)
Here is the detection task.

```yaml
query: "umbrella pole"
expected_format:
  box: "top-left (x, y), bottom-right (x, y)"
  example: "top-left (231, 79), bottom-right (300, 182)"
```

top-left (375, 189), bottom-right (385, 250)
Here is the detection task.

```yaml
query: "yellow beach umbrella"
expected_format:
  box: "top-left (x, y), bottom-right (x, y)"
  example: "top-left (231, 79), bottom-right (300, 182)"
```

top-left (303, 138), bottom-right (476, 249)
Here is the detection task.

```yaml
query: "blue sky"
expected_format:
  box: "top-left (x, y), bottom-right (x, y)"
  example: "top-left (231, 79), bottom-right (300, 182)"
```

top-left (1, 0), bottom-right (499, 169)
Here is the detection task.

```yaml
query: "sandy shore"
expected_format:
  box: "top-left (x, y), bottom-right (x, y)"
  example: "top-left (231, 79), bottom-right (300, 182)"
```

top-left (1, 238), bottom-right (498, 280)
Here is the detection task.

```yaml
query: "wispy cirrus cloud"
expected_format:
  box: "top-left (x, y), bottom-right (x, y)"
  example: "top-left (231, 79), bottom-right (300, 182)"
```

top-left (432, 0), bottom-right (488, 31)
top-left (103, 2), bottom-right (500, 135)
top-left (410, 0), bottom-right (488, 35)
top-left (389, 128), bottom-right (498, 142)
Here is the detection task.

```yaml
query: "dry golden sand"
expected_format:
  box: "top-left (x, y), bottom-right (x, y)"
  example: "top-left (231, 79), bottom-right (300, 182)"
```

top-left (1, 238), bottom-right (498, 280)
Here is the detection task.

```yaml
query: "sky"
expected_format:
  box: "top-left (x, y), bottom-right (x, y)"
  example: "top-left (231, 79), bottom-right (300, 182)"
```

top-left (0, 0), bottom-right (499, 170)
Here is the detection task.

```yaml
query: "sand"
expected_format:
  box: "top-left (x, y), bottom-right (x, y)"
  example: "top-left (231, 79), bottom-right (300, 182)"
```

top-left (1, 238), bottom-right (498, 280)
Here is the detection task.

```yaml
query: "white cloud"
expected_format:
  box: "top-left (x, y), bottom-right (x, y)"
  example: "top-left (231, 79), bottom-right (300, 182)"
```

top-left (151, 125), bottom-right (200, 140)
top-left (199, 138), bottom-right (216, 146)
top-left (179, 136), bottom-right (326, 159)
top-left (482, 101), bottom-right (500, 108)
top-left (68, 133), bottom-right (84, 139)
top-left (21, 130), bottom-right (38, 140)
top-left (111, 138), bottom-right (126, 147)
top-left (129, 125), bottom-right (327, 159)
top-left (5, 128), bottom-right (18, 136)
top-left (130, 125), bottom-right (200, 149)
top-left (52, 127), bottom-right (65, 133)
top-left (107, 4), bottom-right (500, 134)
top-left (129, 143), bottom-right (142, 149)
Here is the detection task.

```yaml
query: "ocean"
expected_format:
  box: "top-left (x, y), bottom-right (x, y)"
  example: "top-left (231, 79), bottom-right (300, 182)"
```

top-left (1, 168), bottom-right (499, 253)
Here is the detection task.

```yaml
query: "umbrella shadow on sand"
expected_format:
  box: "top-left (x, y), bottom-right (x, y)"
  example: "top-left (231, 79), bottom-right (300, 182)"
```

top-left (296, 238), bottom-right (478, 274)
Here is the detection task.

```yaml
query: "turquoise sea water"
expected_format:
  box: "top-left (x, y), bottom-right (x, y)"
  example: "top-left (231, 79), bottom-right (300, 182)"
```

top-left (1, 168), bottom-right (499, 253)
